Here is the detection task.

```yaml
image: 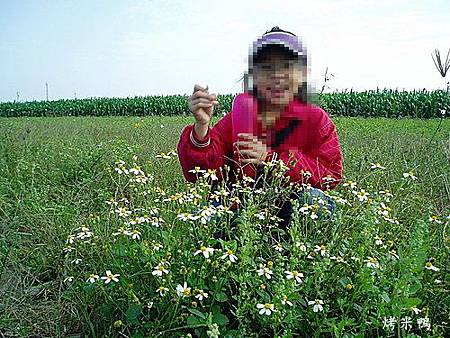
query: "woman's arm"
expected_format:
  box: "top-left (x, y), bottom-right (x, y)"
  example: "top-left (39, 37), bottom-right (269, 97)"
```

top-left (177, 112), bottom-right (233, 183)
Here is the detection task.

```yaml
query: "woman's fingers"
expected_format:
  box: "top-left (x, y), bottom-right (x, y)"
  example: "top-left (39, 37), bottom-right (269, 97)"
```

top-left (191, 97), bottom-right (219, 105)
top-left (236, 148), bottom-right (259, 158)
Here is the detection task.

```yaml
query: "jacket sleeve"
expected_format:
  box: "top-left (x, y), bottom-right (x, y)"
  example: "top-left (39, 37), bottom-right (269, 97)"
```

top-left (177, 112), bottom-right (233, 183)
top-left (266, 111), bottom-right (343, 190)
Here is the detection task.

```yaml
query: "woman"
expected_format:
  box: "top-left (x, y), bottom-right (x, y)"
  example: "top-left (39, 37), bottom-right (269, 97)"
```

top-left (177, 26), bottom-right (343, 228)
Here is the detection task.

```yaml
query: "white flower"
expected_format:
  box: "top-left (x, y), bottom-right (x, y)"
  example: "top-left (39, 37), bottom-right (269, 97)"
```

top-left (281, 295), bottom-right (293, 306)
top-left (194, 246), bottom-right (215, 259)
top-left (295, 242), bottom-right (307, 252)
top-left (86, 274), bottom-right (99, 283)
top-left (195, 289), bottom-right (209, 301)
top-left (330, 255), bottom-right (346, 263)
top-left (221, 249), bottom-right (238, 263)
top-left (152, 262), bottom-right (170, 277)
top-left (353, 189), bottom-right (369, 202)
top-left (272, 243), bottom-right (284, 252)
top-left (314, 245), bottom-right (327, 257)
top-left (364, 256), bottom-right (380, 269)
top-left (176, 282), bottom-right (191, 297)
top-left (285, 270), bottom-right (304, 284)
top-left (156, 286), bottom-right (169, 296)
top-left (424, 262), bottom-right (439, 271)
top-left (257, 264), bottom-right (273, 279)
top-left (308, 299), bottom-right (324, 312)
top-left (374, 236), bottom-right (383, 246)
top-left (429, 216), bottom-right (443, 224)
top-left (299, 203), bottom-right (310, 214)
top-left (156, 152), bottom-right (171, 159)
top-left (370, 162), bottom-right (386, 170)
top-left (101, 270), bottom-right (120, 284)
top-left (402, 172), bottom-right (417, 180)
top-left (64, 276), bottom-right (74, 283)
top-left (411, 307), bottom-right (422, 315)
top-left (256, 303), bottom-right (275, 316)
top-left (203, 169), bottom-right (218, 181)
top-left (63, 246), bottom-right (75, 254)
top-left (71, 258), bottom-right (82, 265)
top-left (131, 229), bottom-right (141, 240)
top-left (188, 166), bottom-right (206, 174)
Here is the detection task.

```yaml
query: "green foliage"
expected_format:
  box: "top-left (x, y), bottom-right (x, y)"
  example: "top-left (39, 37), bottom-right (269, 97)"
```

top-left (1, 89), bottom-right (449, 118)
top-left (0, 116), bottom-right (448, 337)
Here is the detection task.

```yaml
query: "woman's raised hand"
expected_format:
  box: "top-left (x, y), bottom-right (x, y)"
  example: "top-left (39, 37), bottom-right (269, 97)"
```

top-left (188, 84), bottom-right (219, 126)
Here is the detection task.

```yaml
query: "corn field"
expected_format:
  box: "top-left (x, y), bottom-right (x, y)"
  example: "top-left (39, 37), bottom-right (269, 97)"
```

top-left (0, 89), bottom-right (449, 118)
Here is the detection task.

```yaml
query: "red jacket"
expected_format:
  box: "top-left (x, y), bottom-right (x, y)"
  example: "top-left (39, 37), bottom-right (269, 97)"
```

top-left (177, 92), bottom-right (343, 190)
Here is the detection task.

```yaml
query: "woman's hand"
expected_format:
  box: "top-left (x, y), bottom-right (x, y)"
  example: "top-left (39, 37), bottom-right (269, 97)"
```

top-left (188, 84), bottom-right (219, 126)
top-left (234, 133), bottom-right (269, 165)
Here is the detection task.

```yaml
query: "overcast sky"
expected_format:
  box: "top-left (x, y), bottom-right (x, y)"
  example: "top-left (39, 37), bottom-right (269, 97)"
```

top-left (1, 0), bottom-right (449, 102)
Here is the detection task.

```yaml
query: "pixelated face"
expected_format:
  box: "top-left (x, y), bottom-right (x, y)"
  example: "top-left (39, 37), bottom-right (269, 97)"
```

top-left (253, 46), bottom-right (305, 108)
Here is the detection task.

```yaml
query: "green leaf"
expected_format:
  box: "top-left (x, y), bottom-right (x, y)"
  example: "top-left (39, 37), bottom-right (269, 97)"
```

top-left (186, 315), bottom-right (202, 326)
top-left (213, 313), bottom-right (229, 326)
top-left (381, 292), bottom-right (390, 303)
top-left (126, 303), bottom-right (143, 325)
top-left (214, 291), bottom-right (228, 302)
top-left (401, 297), bottom-right (421, 309)
top-left (187, 307), bottom-right (206, 319)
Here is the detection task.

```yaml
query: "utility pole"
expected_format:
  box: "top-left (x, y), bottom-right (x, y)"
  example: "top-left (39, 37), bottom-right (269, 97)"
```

top-left (74, 90), bottom-right (77, 99)
top-left (16, 91), bottom-right (19, 102)
top-left (46, 82), bottom-right (49, 101)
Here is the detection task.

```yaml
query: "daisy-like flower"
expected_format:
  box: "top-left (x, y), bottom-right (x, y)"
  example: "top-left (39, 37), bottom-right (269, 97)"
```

top-left (176, 282), bottom-right (191, 298)
top-left (71, 258), bottom-right (82, 265)
top-left (285, 270), bottom-right (304, 284)
top-left (330, 255), bottom-right (346, 263)
top-left (221, 249), bottom-right (238, 263)
top-left (272, 243), bottom-right (284, 252)
top-left (194, 289), bottom-right (209, 301)
top-left (101, 270), bottom-right (120, 284)
top-left (342, 180), bottom-right (357, 190)
top-left (152, 262), bottom-right (170, 277)
top-left (402, 172), bottom-right (417, 180)
top-left (156, 286), bottom-right (169, 297)
top-left (86, 274), bottom-right (99, 283)
top-left (64, 276), bottom-right (74, 283)
top-left (281, 295), bottom-right (293, 306)
top-left (256, 303), bottom-right (275, 316)
top-left (131, 229), bottom-right (141, 240)
top-left (63, 245), bottom-right (75, 254)
top-left (188, 166), bottom-right (206, 174)
top-left (374, 236), bottom-right (383, 246)
top-left (194, 246), bottom-right (215, 259)
top-left (314, 245), bottom-right (327, 257)
top-left (257, 263), bottom-right (273, 280)
top-left (202, 169), bottom-right (218, 181)
top-left (156, 152), bottom-right (171, 159)
top-left (299, 203), bottom-right (311, 215)
top-left (353, 189), bottom-right (369, 202)
top-left (429, 216), bottom-right (443, 224)
top-left (389, 250), bottom-right (399, 259)
top-left (364, 256), bottom-right (380, 269)
top-left (370, 162), bottom-right (386, 170)
top-left (411, 307), bottom-right (422, 315)
top-left (424, 261), bottom-right (439, 271)
top-left (295, 242), bottom-right (307, 252)
top-left (308, 299), bottom-right (324, 312)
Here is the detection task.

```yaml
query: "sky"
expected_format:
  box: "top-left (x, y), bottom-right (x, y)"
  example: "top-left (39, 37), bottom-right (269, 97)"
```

top-left (1, 0), bottom-right (449, 102)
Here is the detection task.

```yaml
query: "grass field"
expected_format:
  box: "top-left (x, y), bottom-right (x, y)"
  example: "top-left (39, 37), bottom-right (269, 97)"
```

top-left (0, 116), bottom-right (449, 337)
